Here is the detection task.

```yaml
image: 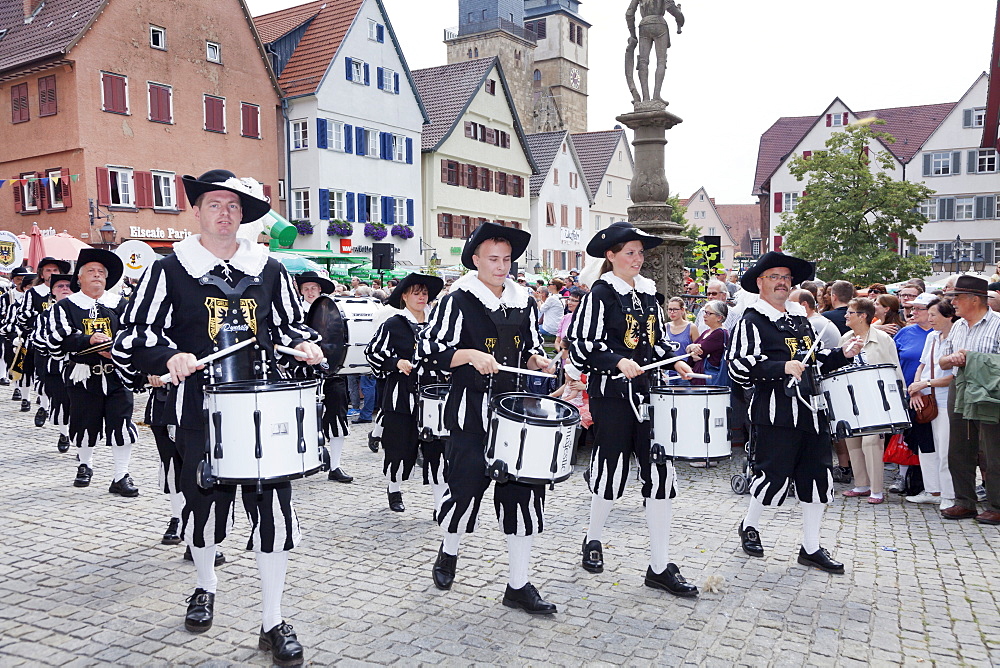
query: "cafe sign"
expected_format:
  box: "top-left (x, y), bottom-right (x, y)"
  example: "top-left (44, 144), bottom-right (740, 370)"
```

top-left (129, 226), bottom-right (192, 240)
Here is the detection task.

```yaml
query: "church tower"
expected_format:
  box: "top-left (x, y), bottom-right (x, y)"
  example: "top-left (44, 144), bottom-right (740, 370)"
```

top-left (523, 0), bottom-right (589, 134)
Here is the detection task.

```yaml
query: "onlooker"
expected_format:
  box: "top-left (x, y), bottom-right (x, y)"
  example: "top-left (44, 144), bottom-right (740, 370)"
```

top-left (791, 289), bottom-right (840, 349)
top-left (897, 283), bottom-right (921, 321)
top-left (867, 283), bottom-right (888, 296)
top-left (695, 280), bottom-right (738, 331)
top-left (905, 298), bottom-right (957, 507)
top-left (873, 294), bottom-right (906, 336)
top-left (988, 290), bottom-right (1000, 312)
top-left (536, 287), bottom-right (565, 339)
top-left (822, 280), bottom-right (855, 334)
top-left (687, 300), bottom-right (728, 388)
top-left (890, 293), bottom-right (936, 492)
top-left (555, 288), bottom-right (584, 348)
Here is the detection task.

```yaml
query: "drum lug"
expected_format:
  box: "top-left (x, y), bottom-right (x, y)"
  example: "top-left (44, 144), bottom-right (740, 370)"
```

top-left (650, 443), bottom-right (668, 465)
top-left (419, 427), bottom-right (432, 442)
top-left (316, 402), bottom-right (325, 447)
top-left (296, 406), bottom-right (307, 454)
top-left (487, 459), bottom-right (509, 483)
top-left (212, 411), bottom-right (224, 459)
top-left (254, 410), bottom-right (263, 460)
top-left (196, 459), bottom-right (215, 490)
top-left (320, 445), bottom-right (331, 472)
top-left (835, 421), bottom-right (851, 441)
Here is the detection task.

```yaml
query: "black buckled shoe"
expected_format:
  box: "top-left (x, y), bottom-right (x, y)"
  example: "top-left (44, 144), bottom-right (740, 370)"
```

top-left (502, 582), bottom-right (557, 615)
top-left (327, 467), bottom-right (353, 483)
top-left (11, 388), bottom-right (21, 400)
top-left (739, 522), bottom-right (764, 557)
top-left (432, 545), bottom-right (457, 590)
top-left (388, 490), bottom-right (405, 512)
top-left (368, 433), bottom-right (380, 453)
top-left (0, 377), bottom-right (9, 386)
top-left (645, 563), bottom-right (699, 597)
top-left (183, 546), bottom-right (227, 567)
top-left (259, 621), bottom-right (304, 667)
top-left (20, 399), bottom-right (31, 412)
top-left (582, 538), bottom-right (604, 573)
top-left (162, 517), bottom-right (182, 545)
top-left (34, 406), bottom-right (48, 427)
top-left (184, 588), bottom-right (215, 633)
top-left (797, 546), bottom-right (845, 574)
top-left (109, 474), bottom-right (139, 497)
top-left (73, 464), bottom-right (93, 487)
top-left (57, 434), bottom-right (70, 453)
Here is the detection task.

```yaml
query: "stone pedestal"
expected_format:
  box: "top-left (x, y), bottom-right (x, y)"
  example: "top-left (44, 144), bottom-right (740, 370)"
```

top-left (616, 106), bottom-right (691, 299)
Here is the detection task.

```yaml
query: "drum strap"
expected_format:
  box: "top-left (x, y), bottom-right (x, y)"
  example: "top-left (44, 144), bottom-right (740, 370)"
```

top-left (198, 273), bottom-right (271, 381)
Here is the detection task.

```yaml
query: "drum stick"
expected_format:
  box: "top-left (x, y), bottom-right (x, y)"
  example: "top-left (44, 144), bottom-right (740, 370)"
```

top-left (157, 337), bottom-right (257, 383)
top-left (497, 364), bottom-right (555, 379)
top-left (275, 344), bottom-right (328, 366)
top-left (612, 353), bottom-right (694, 380)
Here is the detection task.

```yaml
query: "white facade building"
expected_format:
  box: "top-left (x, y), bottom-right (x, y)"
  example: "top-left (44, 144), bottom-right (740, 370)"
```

top-left (682, 188), bottom-right (738, 268)
top-left (572, 129), bottom-right (633, 234)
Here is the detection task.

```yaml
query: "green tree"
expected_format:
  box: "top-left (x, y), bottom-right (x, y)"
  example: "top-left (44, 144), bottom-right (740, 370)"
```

top-left (668, 193), bottom-right (701, 267)
top-left (777, 121), bottom-right (934, 285)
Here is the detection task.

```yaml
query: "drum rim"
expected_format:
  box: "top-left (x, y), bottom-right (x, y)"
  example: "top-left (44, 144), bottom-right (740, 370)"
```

top-left (502, 471), bottom-right (573, 485)
top-left (419, 384), bottom-right (451, 399)
top-left (489, 391), bottom-right (581, 426)
top-left (821, 363), bottom-right (897, 379)
top-left (650, 386), bottom-right (731, 396)
top-left (213, 464), bottom-right (324, 485)
top-left (205, 378), bottom-right (321, 393)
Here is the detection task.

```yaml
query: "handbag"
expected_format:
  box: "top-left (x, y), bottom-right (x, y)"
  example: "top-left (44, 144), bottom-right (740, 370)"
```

top-left (912, 339), bottom-right (938, 424)
top-left (883, 433), bottom-right (920, 466)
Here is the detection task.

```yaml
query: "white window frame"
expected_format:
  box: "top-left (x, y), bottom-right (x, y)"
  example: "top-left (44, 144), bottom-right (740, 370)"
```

top-left (366, 192), bottom-right (381, 222)
top-left (784, 192), bottom-right (799, 212)
top-left (973, 108), bottom-right (987, 128)
top-left (327, 120), bottom-right (345, 152)
top-left (329, 190), bottom-right (346, 220)
top-left (919, 198), bottom-right (937, 222)
top-left (606, 181), bottom-right (612, 197)
top-left (956, 196), bottom-right (974, 220)
top-left (202, 94), bottom-right (226, 133)
top-left (100, 71), bottom-right (130, 115)
top-left (240, 102), bottom-right (260, 139)
top-left (931, 152), bottom-right (953, 176)
top-left (206, 41), bottom-right (221, 63)
top-left (147, 81), bottom-right (173, 124)
top-left (20, 174), bottom-right (37, 212)
top-left (365, 128), bottom-right (379, 158)
top-left (291, 119), bottom-right (308, 150)
top-left (381, 67), bottom-right (396, 93)
top-left (46, 169), bottom-right (64, 209)
top-left (751, 239), bottom-right (761, 255)
top-left (368, 19), bottom-right (378, 41)
top-left (594, 214), bottom-right (601, 229)
top-left (151, 170), bottom-right (176, 210)
top-left (977, 149), bottom-right (997, 174)
top-left (393, 134), bottom-right (405, 162)
top-left (108, 167), bottom-right (134, 207)
top-left (351, 59), bottom-right (365, 85)
top-left (292, 189), bottom-right (310, 219)
top-left (996, 197), bottom-right (1000, 220)
top-left (394, 196), bottom-right (406, 224)
top-left (149, 25), bottom-right (166, 50)
top-left (707, 226), bottom-right (716, 235)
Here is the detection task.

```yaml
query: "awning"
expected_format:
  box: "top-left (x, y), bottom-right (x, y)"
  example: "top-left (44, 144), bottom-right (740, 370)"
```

top-left (270, 249), bottom-right (370, 265)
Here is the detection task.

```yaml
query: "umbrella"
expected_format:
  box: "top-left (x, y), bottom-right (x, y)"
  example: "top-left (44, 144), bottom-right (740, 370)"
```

top-left (19, 232), bottom-right (92, 262)
top-left (273, 253), bottom-right (324, 273)
top-left (27, 223), bottom-right (46, 270)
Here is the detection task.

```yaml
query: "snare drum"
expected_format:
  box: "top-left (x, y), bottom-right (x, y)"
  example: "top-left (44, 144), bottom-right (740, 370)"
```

top-left (485, 392), bottom-right (580, 485)
top-left (306, 296), bottom-right (382, 375)
top-left (820, 364), bottom-right (910, 439)
top-left (204, 379), bottom-right (327, 484)
top-left (418, 384), bottom-right (450, 441)
top-left (649, 386), bottom-right (731, 462)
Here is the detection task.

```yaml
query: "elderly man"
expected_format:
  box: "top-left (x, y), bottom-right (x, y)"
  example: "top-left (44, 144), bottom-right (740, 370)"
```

top-left (695, 280), bottom-right (738, 331)
top-left (939, 276), bottom-right (1000, 525)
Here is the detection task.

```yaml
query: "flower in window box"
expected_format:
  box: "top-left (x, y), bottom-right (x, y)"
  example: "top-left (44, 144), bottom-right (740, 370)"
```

top-left (390, 223), bottom-right (414, 239)
top-left (364, 222), bottom-right (388, 241)
top-left (327, 220), bottom-right (353, 237)
top-left (293, 220), bottom-right (314, 235)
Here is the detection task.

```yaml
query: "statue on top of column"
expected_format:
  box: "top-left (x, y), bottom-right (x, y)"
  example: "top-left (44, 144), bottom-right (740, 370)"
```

top-left (625, 0), bottom-right (685, 109)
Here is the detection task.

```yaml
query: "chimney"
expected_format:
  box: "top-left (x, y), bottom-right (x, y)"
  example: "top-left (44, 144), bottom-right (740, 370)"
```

top-left (24, 0), bottom-right (44, 23)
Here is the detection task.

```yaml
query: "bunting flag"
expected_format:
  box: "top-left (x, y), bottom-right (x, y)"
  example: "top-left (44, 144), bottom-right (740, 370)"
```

top-left (2, 174), bottom-right (81, 188)
top-left (0, 180), bottom-right (5, 190)
top-left (70, 174), bottom-right (79, 182)
top-left (40, 178), bottom-right (49, 186)
top-left (50, 176), bottom-right (59, 187)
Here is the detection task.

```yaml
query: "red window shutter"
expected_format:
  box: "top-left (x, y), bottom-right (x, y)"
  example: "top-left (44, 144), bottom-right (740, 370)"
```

top-left (102, 74), bottom-right (114, 111)
top-left (175, 175), bottom-right (186, 210)
top-left (135, 171), bottom-right (153, 208)
top-left (262, 184), bottom-right (272, 204)
top-left (437, 214), bottom-right (447, 237)
top-left (60, 168), bottom-right (73, 208)
top-left (11, 83), bottom-right (29, 123)
top-left (441, 159), bottom-right (449, 183)
top-left (842, 112), bottom-right (849, 126)
top-left (561, 204), bottom-right (568, 227)
top-left (38, 76), bottom-right (57, 116)
top-left (104, 75), bottom-right (126, 114)
top-left (825, 114), bottom-right (832, 127)
top-left (12, 177), bottom-right (24, 212)
top-left (96, 167), bottom-right (111, 206)
top-left (575, 206), bottom-right (583, 229)
top-left (459, 164), bottom-right (468, 187)
top-left (465, 121), bottom-right (474, 138)
top-left (773, 192), bottom-right (782, 213)
top-left (803, 151), bottom-right (812, 159)
top-left (160, 86), bottom-right (172, 122)
top-left (546, 202), bottom-right (556, 226)
top-left (36, 172), bottom-right (49, 211)
top-left (482, 168), bottom-right (492, 191)
top-left (773, 235), bottom-right (783, 252)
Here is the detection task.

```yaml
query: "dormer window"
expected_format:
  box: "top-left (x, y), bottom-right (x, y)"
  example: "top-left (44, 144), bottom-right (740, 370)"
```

top-left (206, 41), bottom-right (221, 64)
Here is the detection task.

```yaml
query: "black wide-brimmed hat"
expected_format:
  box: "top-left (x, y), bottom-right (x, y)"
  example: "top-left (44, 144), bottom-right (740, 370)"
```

top-left (586, 221), bottom-right (663, 258)
top-left (387, 273), bottom-right (444, 310)
top-left (47, 273), bottom-right (73, 288)
top-left (10, 267), bottom-right (33, 279)
top-left (294, 271), bottom-right (336, 296)
top-left (739, 251), bottom-right (815, 294)
top-left (73, 248), bottom-right (123, 292)
top-left (181, 169), bottom-right (271, 223)
top-left (461, 222), bottom-right (530, 270)
top-left (943, 275), bottom-right (989, 297)
top-left (36, 256), bottom-right (70, 274)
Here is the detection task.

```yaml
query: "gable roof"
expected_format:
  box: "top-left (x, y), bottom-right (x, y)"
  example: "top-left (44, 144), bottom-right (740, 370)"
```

top-left (752, 100), bottom-right (956, 196)
top-left (716, 204), bottom-right (761, 255)
top-left (525, 130), bottom-right (594, 202)
top-left (572, 129), bottom-right (629, 200)
top-left (412, 56), bottom-right (538, 173)
top-left (0, 0), bottom-right (106, 75)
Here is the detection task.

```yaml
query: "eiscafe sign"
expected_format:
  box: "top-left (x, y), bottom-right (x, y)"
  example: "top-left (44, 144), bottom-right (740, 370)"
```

top-left (129, 226), bottom-right (192, 240)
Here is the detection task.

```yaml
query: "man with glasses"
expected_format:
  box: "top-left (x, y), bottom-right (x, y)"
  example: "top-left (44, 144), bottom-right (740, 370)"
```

top-left (896, 284), bottom-right (921, 321)
top-left (695, 280), bottom-right (738, 332)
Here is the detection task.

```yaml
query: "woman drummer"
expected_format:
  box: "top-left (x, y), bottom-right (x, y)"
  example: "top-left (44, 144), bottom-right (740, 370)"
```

top-left (364, 274), bottom-right (448, 513)
top-left (566, 222), bottom-right (698, 597)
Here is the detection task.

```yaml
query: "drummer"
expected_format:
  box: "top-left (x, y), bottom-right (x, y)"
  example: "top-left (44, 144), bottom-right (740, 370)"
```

top-left (566, 222), bottom-right (698, 597)
top-left (365, 273), bottom-right (448, 513)
top-left (15, 256), bottom-right (71, 419)
top-left (113, 169), bottom-right (323, 667)
top-left (419, 222), bottom-right (557, 614)
top-left (727, 252), bottom-right (861, 572)
top-left (31, 272), bottom-right (74, 452)
top-left (2, 268), bottom-right (35, 405)
top-left (0, 268), bottom-right (32, 385)
top-left (296, 271), bottom-right (353, 483)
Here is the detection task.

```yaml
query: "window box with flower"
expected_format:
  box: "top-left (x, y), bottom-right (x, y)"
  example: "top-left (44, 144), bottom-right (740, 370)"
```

top-left (364, 222), bottom-right (388, 241)
top-left (390, 223), bottom-right (414, 239)
top-left (293, 220), bottom-right (314, 235)
top-left (327, 220), bottom-right (353, 237)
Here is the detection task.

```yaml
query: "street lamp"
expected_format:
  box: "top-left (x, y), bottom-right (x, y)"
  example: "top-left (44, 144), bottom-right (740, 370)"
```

top-left (931, 254), bottom-right (945, 273)
top-left (99, 220), bottom-right (118, 249)
top-left (534, 262), bottom-right (541, 274)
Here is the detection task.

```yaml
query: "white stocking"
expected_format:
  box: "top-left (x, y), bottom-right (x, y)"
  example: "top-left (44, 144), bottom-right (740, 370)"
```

top-left (78, 445), bottom-right (95, 467)
top-left (645, 497), bottom-right (672, 574)
top-left (190, 545), bottom-right (218, 593)
top-left (441, 530), bottom-right (461, 556)
top-left (507, 535), bottom-right (533, 590)
top-left (586, 495), bottom-right (614, 543)
top-left (743, 496), bottom-right (764, 529)
top-left (256, 551), bottom-right (289, 632)
top-left (800, 501), bottom-right (824, 554)
top-left (328, 436), bottom-right (345, 470)
top-left (111, 444), bottom-right (132, 480)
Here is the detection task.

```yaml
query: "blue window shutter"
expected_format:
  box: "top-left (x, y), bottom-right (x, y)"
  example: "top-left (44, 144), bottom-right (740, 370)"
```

top-left (394, 73), bottom-right (400, 94)
top-left (318, 189), bottom-right (330, 219)
top-left (357, 193), bottom-right (367, 223)
top-left (344, 124), bottom-right (353, 153)
top-left (356, 127), bottom-right (365, 155)
top-left (384, 132), bottom-right (393, 160)
top-left (316, 119), bottom-right (328, 149)
top-left (406, 198), bottom-right (414, 225)
top-left (377, 24), bottom-right (384, 43)
top-left (345, 57), bottom-right (353, 81)
top-left (377, 67), bottom-right (384, 90)
top-left (382, 196), bottom-right (391, 224)
top-left (364, 63), bottom-right (370, 86)
top-left (405, 137), bottom-right (413, 164)
top-left (346, 192), bottom-right (355, 222)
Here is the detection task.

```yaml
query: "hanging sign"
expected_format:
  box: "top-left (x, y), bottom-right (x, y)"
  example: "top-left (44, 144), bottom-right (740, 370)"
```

top-left (0, 231), bottom-right (24, 272)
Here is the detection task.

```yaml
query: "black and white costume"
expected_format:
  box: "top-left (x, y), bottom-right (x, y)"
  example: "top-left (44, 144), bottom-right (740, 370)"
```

top-left (30, 279), bottom-right (71, 449)
top-left (16, 258), bottom-right (70, 418)
top-left (1, 274), bottom-right (30, 398)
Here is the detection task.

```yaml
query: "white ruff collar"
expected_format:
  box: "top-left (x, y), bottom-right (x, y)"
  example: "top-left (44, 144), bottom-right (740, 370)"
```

top-left (32, 284), bottom-right (50, 298)
top-left (174, 235), bottom-right (267, 279)
top-left (750, 298), bottom-right (807, 322)
top-left (601, 271), bottom-right (656, 296)
top-left (452, 271), bottom-right (528, 311)
top-left (68, 291), bottom-right (120, 310)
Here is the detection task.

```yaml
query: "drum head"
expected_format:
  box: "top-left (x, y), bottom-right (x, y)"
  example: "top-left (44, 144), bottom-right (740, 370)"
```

top-left (651, 386), bottom-right (730, 396)
top-left (420, 384), bottom-right (450, 400)
top-left (205, 378), bottom-right (321, 394)
top-left (492, 392), bottom-right (579, 426)
top-left (821, 362), bottom-right (895, 379)
top-left (306, 295), bottom-right (347, 372)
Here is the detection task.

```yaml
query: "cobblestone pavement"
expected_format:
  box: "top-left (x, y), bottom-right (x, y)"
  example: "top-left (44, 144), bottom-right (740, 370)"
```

top-left (1, 390), bottom-right (998, 667)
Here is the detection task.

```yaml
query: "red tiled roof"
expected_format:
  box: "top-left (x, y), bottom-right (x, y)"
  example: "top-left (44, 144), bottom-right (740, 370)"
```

top-left (571, 129), bottom-right (626, 201)
top-left (716, 204), bottom-right (761, 255)
top-left (752, 101), bottom-right (956, 196)
top-left (0, 0), bottom-right (106, 74)
top-left (412, 58), bottom-right (496, 151)
top-left (253, 0), bottom-right (363, 97)
top-left (525, 131), bottom-right (565, 197)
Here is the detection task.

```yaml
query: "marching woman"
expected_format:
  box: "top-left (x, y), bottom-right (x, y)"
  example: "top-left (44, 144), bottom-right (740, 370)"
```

top-left (44, 249), bottom-right (139, 494)
top-left (16, 257), bottom-right (71, 420)
top-left (365, 273), bottom-right (448, 513)
top-left (31, 273), bottom-right (74, 452)
top-left (567, 222), bottom-right (698, 597)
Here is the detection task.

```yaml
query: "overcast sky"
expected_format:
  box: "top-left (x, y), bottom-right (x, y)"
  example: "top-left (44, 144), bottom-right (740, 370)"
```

top-left (247, 0), bottom-right (998, 204)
